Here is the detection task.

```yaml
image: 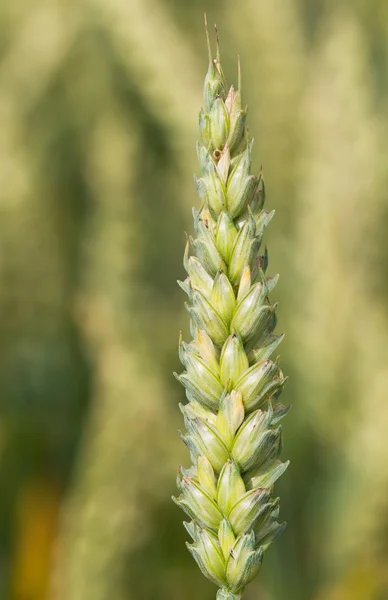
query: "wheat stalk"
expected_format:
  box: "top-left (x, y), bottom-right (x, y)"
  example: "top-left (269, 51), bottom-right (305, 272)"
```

top-left (173, 20), bottom-right (289, 600)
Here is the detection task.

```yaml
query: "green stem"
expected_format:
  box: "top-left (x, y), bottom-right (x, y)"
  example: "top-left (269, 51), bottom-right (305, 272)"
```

top-left (216, 589), bottom-right (242, 600)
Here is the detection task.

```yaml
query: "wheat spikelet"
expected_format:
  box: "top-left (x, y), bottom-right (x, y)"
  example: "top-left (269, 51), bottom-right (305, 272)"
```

top-left (173, 22), bottom-right (289, 600)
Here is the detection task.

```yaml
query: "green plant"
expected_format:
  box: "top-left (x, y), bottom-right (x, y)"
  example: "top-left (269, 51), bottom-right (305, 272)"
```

top-left (173, 21), bottom-right (289, 600)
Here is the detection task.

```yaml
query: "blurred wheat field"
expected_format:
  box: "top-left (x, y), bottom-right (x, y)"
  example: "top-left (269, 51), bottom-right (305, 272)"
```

top-left (0, 1), bottom-right (388, 600)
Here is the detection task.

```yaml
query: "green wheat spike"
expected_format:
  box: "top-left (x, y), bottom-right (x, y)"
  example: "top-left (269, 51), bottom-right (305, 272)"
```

top-left (173, 18), bottom-right (289, 600)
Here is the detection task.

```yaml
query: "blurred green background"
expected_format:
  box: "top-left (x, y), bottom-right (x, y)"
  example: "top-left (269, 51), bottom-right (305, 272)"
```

top-left (1, 1), bottom-right (388, 599)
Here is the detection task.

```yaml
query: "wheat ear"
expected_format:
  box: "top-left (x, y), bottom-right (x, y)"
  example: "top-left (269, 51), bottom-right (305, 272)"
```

top-left (173, 20), bottom-right (289, 600)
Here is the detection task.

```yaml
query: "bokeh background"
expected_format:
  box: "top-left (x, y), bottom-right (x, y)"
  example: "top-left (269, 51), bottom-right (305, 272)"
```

top-left (1, 1), bottom-right (388, 599)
